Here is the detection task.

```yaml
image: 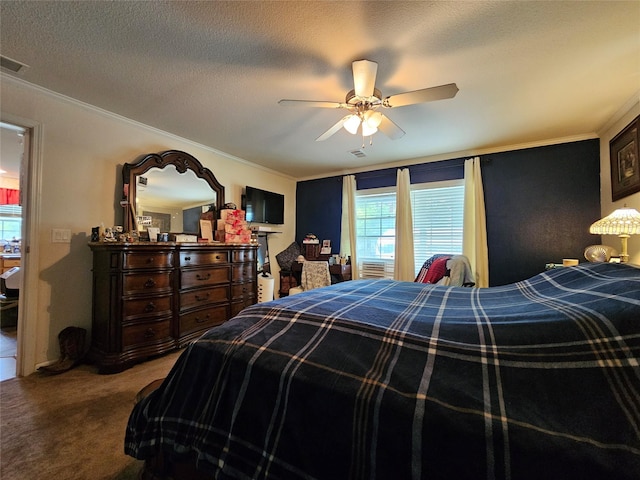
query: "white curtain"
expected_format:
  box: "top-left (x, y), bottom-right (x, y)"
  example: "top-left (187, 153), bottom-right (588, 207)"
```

top-left (463, 157), bottom-right (489, 287)
top-left (340, 175), bottom-right (358, 278)
top-left (394, 168), bottom-right (415, 281)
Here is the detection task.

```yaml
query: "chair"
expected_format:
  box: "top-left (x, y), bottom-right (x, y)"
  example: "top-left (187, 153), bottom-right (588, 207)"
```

top-left (415, 254), bottom-right (475, 287)
top-left (288, 261), bottom-right (331, 295)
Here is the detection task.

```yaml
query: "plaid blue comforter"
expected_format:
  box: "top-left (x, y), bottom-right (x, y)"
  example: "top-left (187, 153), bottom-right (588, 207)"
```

top-left (125, 263), bottom-right (640, 479)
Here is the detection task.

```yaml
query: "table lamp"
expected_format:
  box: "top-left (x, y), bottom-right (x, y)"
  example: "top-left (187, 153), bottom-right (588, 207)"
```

top-left (589, 206), bottom-right (640, 263)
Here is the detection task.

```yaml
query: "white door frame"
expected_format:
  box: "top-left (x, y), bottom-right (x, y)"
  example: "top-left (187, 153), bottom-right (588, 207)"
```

top-left (1, 113), bottom-right (42, 377)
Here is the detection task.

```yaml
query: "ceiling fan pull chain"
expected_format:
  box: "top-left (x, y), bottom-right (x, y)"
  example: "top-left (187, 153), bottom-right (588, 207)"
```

top-left (360, 133), bottom-right (374, 149)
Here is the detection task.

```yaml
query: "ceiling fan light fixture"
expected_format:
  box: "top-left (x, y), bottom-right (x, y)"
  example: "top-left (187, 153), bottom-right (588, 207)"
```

top-left (343, 115), bottom-right (361, 135)
top-left (361, 122), bottom-right (378, 136)
top-left (364, 110), bottom-right (383, 129)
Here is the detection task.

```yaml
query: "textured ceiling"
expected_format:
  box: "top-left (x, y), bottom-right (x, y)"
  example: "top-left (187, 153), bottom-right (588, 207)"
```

top-left (1, 1), bottom-right (639, 179)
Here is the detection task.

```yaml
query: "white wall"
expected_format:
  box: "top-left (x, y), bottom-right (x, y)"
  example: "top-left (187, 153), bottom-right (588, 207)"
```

top-left (598, 99), bottom-right (640, 264)
top-left (1, 75), bottom-right (296, 375)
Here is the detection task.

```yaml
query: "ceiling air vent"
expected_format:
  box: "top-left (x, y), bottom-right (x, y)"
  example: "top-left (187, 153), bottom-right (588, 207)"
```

top-left (1, 55), bottom-right (29, 74)
top-left (349, 149), bottom-right (366, 158)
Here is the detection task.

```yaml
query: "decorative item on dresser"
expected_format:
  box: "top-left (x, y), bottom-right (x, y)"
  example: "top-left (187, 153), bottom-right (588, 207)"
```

top-left (88, 242), bottom-right (257, 374)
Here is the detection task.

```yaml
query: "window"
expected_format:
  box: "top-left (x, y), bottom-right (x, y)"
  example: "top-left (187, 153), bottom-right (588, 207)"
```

top-left (355, 190), bottom-right (396, 278)
top-left (355, 180), bottom-right (464, 277)
top-left (411, 181), bottom-right (464, 275)
top-left (0, 204), bottom-right (22, 247)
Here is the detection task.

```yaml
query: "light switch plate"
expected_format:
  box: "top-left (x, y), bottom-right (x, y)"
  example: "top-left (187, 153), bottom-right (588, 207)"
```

top-left (51, 228), bottom-right (71, 243)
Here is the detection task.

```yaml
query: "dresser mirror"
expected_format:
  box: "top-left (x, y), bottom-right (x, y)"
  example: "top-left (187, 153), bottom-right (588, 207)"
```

top-left (122, 150), bottom-right (225, 234)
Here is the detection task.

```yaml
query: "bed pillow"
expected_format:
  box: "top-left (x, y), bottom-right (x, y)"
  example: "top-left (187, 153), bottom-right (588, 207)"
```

top-left (276, 242), bottom-right (301, 271)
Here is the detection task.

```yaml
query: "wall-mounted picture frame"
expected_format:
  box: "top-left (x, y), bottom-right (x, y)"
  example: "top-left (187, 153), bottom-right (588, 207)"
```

top-left (610, 115), bottom-right (640, 201)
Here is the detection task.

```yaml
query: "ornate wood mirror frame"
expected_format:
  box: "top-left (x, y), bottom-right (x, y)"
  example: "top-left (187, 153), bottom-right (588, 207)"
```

top-left (122, 150), bottom-right (225, 233)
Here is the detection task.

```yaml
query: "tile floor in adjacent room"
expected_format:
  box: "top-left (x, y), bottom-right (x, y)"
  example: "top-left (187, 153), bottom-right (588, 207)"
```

top-left (0, 326), bottom-right (17, 381)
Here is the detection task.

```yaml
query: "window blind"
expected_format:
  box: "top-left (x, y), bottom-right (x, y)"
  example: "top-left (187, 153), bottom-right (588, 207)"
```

top-left (411, 182), bottom-right (464, 276)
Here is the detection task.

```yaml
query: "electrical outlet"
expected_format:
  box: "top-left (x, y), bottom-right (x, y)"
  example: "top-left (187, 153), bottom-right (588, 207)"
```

top-left (51, 228), bottom-right (71, 243)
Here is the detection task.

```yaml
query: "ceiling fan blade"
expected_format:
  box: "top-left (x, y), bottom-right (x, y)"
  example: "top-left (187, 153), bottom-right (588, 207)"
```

top-left (278, 99), bottom-right (347, 108)
top-left (352, 60), bottom-right (378, 98)
top-left (378, 114), bottom-right (405, 140)
top-left (316, 115), bottom-right (351, 141)
top-left (384, 83), bottom-right (459, 108)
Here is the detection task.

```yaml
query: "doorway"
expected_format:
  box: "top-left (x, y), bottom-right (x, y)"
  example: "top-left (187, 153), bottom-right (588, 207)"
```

top-left (0, 121), bottom-right (27, 380)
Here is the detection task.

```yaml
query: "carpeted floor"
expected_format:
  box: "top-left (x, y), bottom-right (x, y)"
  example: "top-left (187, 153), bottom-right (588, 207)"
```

top-left (0, 350), bottom-right (182, 480)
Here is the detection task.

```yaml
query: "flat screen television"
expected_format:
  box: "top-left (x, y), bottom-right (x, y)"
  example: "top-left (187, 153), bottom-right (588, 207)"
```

top-left (243, 186), bottom-right (284, 224)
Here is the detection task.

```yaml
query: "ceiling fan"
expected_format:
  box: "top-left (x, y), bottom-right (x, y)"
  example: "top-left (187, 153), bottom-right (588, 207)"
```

top-left (278, 60), bottom-right (459, 142)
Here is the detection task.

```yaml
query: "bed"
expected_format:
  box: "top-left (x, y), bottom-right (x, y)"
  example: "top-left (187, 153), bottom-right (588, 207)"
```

top-left (125, 262), bottom-right (640, 479)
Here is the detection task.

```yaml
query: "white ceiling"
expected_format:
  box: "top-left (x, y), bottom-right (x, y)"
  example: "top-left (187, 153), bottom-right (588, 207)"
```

top-left (1, 1), bottom-right (639, 179)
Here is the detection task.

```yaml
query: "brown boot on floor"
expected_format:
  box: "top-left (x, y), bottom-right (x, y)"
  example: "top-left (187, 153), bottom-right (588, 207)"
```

top-left (38, 326), bottom-right (86, 374)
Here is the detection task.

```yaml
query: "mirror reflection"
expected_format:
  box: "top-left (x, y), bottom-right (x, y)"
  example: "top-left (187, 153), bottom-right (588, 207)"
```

top-left (135, 166), bottom-right (216, 234)
top-left (123, 150), bottom-right (225, 234)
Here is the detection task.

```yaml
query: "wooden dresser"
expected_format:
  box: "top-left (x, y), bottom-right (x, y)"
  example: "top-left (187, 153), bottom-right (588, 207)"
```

top-left (89, 242), bottom-right (257, 373)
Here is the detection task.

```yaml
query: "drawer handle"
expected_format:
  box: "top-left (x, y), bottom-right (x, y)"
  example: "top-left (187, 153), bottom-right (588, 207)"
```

top-left (144, 302), bottom-right (156, 313)
top-left (215, 255), bottom-right (222, 260)
top-left (196, 272), bottom-right (211, 281)
top-left (144, 328), bottom-right (155, 338)
top-left (185, 256), bottom-right (191, 261)
top-left (144, 278), bottom-right (156, 288)
top-left (147, 257), bottom-right (154, 263)
top-left (195, 314), bottom-right (210, 324)
top-left (195, 293), bottom-right (210, 302)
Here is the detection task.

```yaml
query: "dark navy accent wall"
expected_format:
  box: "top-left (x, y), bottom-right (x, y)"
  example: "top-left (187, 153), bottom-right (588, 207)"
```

top-left (356, 158), bottom-right (464, 190)
top-left (482, 139), bottom-right (600, 285)
top-left (296, 139), bottom-right (601, 286)
top-left (296, 176), bottom-right (343, 249)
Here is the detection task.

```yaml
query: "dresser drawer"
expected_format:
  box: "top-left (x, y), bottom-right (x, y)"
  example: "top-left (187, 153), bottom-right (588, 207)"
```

top-left (123, 272), bottom-right (173, 294)
top-left (123, 252), bottom-right (173, 269)
top-left (181, 266), bottom-right (230, 288)
top-left (179, 305), bottom-right (228, 336)
top-left (232, 264), bottom-right (255, 283)
top-left (122, 295), bottom-right (172, 319)
top-left (122, 318), bottom-right (172, 349)
top-left (232, 249), bottom-right (256, 263)
top-left (180, 250), bottom-right (229, 267)
top-left (231, 299), bottom-right (254, 317)
top-left (180, 285), bottom-right (229, 312)
top-left (231, 282), bottom-right (256, 301)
